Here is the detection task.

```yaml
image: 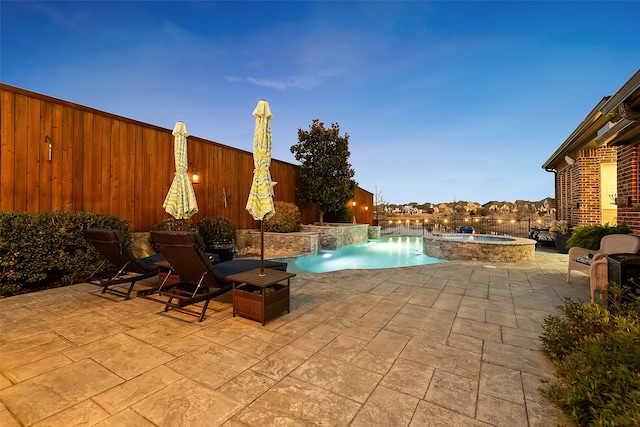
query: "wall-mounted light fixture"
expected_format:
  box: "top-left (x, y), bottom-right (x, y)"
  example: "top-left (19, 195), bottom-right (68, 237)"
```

top-left (45, 135), bottom-right (52, 161)
top-left (352, 201), bottom-right (356, 207)
top-left (191, 168), bottom-right (200, 184)
top-left (564, 156), bottom-right (575, 166)
top-left (364, 205), bottom-right (369, 211)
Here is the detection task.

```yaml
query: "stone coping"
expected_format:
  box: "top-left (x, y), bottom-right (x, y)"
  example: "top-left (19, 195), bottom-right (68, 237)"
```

top-left (426, 234), bottom-right (536, 245)
top-left (424, 233), bottom-right (537, 262)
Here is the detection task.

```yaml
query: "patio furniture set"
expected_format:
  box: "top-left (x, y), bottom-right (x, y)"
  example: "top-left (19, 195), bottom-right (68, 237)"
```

top-left (82, 229), bottom-right (295, 323)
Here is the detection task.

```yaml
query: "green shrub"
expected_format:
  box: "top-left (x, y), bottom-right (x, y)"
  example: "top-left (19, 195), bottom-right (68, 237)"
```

top-left (151, 218), bottom-right (197, 232)
top-left (0, 211), bottom-right (130, 295)
top-left (540, 299), bottom-right (615, 361)
top-left (566, 223), bottom-right (630, 250)
top-left (197, 216), bottom-right (236, 241)
top-left (323, 205), bottom-right (355, 224)
top-left (540, 292), bottom-right (640, 426)
top-left (265, 201), bottom-right (301, 233)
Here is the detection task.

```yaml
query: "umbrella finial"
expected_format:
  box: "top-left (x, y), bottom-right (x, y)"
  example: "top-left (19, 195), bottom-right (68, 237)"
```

top-left (173, 121), bottom-right (189, 137)
top-left (253, 100), bottom-right (273, 119)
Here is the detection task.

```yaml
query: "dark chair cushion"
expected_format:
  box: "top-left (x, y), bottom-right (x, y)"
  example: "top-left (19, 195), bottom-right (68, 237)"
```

top-left (214, 259), bottom-right (287, 277)
top-left (575, 256), bottom-right (592, 266)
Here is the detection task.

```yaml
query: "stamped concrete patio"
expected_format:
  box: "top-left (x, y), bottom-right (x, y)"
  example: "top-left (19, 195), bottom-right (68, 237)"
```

top-left (0, 247), bottom-right (587, 426)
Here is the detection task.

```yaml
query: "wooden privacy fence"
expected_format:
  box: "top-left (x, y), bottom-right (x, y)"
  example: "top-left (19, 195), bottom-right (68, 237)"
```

top-left (1, 84), bottom-right (373, 231)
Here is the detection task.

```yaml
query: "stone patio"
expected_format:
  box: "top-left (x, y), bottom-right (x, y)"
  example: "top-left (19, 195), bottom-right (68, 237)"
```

top-left (0, 247), bottom-right (587, 426)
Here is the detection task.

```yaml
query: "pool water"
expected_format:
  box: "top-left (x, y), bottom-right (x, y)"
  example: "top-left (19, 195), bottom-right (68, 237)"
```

top-left (274, 236), bottom-right (445, 274)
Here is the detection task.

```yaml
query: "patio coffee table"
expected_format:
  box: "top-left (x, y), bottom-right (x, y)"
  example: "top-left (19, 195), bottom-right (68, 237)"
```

top-left (228, 268), bottom-right (295, 325)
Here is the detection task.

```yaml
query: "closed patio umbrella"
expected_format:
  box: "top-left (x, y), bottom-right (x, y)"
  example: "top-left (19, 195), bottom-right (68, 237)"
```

top-left (163, 121), bottom-right (198, 221)
top-left (245, 100), bottom-right (275, 275)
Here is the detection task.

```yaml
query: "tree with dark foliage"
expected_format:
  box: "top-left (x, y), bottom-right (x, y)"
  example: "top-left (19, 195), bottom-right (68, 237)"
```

top-left (291, 119), bottom-right (356, 224)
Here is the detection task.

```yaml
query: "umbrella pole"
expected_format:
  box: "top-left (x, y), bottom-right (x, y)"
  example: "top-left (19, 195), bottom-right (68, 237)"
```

top-left (260, 220), bottom-right (265, 276)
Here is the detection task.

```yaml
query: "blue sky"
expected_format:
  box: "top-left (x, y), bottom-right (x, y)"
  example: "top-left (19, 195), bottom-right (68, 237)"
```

top-left (2, 1), bottom-right (639, 205)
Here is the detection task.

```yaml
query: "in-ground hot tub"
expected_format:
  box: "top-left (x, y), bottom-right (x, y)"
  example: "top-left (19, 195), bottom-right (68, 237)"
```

top-left (423, 234), bottom-right (536, 262)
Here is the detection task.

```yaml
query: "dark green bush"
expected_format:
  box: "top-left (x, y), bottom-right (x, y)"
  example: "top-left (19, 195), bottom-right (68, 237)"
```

top-left (151, 218), bottom-right (197, 232)
top-left (323, 205), bottom-right (355, 224)
top-left (265, 201), bottom-right (301, 233)
top-left (566, 223), bottom-right (630, 250)
top-left (197, 216), bottom-right (236, 241)
top-left (0, 211), bottom-right (130, 295)
top-left (540, 292), bottom-right (640, 426)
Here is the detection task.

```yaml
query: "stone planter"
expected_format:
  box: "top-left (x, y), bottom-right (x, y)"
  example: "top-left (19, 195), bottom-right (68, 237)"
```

top-left (207, 239), bottom-right (235, 262)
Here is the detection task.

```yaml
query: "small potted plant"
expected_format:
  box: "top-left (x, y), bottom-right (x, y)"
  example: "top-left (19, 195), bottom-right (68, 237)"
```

top-left (566, 223), bottom-right (631, 250)
top-left (549, 220), bottom-right (570, 254)
top-left (198, 216), bottom-right (237, 261)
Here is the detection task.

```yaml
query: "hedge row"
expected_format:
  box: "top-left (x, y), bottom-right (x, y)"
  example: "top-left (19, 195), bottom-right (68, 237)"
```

top-left (0, 211), bottom-right (131, 296)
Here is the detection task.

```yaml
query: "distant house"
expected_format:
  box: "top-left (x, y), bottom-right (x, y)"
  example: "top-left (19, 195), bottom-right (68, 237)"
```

top-left (542, 69), bottom-right (640, 236)
top-left (403, 205), bottom-right (422, 214)
top-left (464, 202), bottom-right (482, 212)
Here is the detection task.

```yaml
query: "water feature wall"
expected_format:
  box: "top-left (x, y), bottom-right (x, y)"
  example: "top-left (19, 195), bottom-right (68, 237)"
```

top-left (300, 223), bottom-right (369, 248)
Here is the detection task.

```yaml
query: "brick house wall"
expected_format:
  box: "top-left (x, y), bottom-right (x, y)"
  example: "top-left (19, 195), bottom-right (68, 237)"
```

top-left (557, 166), bottom-right (571, 221)
top-left (559, 147), bottom-right (617, 226)
top-left (543, 71), bottom-right (639, 237)
top-left (617, 144), bottom-right (640, 236)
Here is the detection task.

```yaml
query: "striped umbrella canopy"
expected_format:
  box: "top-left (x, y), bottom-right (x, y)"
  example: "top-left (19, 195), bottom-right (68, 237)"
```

top-left (246, 100), bottom-right (275, 222)
top-left (162, 121), bottom-right (199, 219)
top-left (246, 100), bottom-right (275, 275)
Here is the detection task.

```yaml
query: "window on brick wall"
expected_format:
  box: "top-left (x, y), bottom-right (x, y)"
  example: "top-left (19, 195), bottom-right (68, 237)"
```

top-left (601, 162), bottom-right (617, 225)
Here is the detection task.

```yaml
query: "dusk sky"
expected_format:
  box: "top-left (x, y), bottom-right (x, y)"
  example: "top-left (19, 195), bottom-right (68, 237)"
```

top-left (2, 1), bottom-right (639, 205)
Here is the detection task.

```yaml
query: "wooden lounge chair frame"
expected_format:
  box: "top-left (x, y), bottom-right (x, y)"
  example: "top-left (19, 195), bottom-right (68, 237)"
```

top-left (83, 228), bottom-right (161, 300)
top-left (141, 231), bottom-right (286, 322)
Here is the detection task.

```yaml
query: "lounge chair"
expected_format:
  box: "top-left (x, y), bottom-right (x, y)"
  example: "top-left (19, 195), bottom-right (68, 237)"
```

top-left (566, 233), bottom-right (640, 303)
top-left (141, 231), bottom-right (286, 322)
top-left (82, 228), bottom-right (163, 299)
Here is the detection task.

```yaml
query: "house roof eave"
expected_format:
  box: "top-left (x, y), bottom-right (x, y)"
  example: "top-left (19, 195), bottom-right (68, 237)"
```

top-left (541, 96), bottom-right (611, 171)
top-left (599, 69), bottom-right (640, 117)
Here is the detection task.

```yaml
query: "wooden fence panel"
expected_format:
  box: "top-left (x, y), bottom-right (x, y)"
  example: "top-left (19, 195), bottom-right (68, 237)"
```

top-left (81, 112), bottom-right (93, 212)
top-left (50, 103), bottom-right (64, 211)
top-left (39, 100), bottom-right (53, 211)
top-left (71, 109), bottom-right (84, 211)
top-left (14, 93), bottom-right (29, 212)
top-left (0, 83), bottom-right (373, 231)
top-left (26, 95), bottom-right (41, 212)
top-left (0, 89), bottom-right (15, 211)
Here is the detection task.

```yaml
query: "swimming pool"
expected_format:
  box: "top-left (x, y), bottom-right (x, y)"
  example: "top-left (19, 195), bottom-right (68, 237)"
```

top-left (274, 236), bottom-right (445, 274)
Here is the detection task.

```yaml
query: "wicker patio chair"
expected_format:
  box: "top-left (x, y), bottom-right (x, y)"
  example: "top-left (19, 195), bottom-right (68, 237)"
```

top-left (566, 234), bottom-right (640, 303)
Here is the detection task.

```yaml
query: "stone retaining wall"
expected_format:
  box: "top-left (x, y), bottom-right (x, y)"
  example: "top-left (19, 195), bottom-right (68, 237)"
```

top-left (245, 231), bottom-right (320, 257)
top-left (423, 234), bottom-right (536, 262)
top-left (300, 223), bottom-right (369, 248)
